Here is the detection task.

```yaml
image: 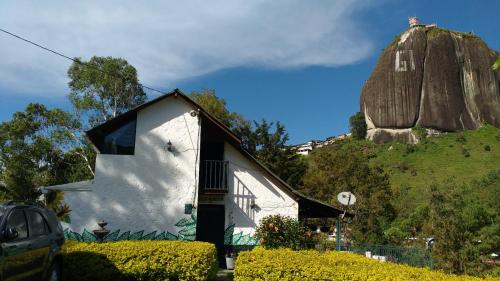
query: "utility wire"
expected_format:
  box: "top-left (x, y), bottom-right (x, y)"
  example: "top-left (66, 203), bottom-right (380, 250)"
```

top-left (0, 27), bottom-right (166, 95)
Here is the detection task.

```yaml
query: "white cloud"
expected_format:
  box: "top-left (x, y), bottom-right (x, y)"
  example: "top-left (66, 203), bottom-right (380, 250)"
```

top-left (0, 0), bottom-right (376, 96)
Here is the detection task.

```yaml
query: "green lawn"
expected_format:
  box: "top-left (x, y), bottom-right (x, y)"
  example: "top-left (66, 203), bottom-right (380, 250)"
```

top-left (367, 125), bottom-right (499, 211)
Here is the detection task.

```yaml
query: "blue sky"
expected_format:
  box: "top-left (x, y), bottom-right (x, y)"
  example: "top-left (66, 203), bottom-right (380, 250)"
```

top-left (0, 0), bottom-right (499, 144)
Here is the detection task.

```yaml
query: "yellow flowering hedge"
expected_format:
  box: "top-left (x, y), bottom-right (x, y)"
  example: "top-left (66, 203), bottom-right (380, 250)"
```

top-left (234, 247), bottom-right (500, 281)
top-left (62, 240), bottom-right (217, 281)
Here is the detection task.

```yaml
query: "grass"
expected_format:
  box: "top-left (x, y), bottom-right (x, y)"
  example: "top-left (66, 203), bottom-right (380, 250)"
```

top-left (366, 125), bottom-right (500, 212)
top-left (371, 125), bottom-right (498, 188)
top-left (426, 26), bottom-right (480, 40)
top-left (319, 125), bottom-right (500, 213)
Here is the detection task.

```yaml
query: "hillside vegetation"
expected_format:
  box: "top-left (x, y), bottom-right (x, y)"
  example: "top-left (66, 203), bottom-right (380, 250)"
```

top-left (314, 125), bottom-right (496, 190)
top-left (369, 125), bottom-right (499, 209)
top-left (300, 125), bottom-right (499, 275)
top-left (307, 125), bottom-right (499, 212)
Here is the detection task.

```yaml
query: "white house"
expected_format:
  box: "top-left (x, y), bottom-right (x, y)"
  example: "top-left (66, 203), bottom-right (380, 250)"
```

top-left (44, 89), bottom-right (344, 255)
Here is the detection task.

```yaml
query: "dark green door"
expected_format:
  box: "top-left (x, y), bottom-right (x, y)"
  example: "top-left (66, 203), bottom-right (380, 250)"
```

top-left (196, 204), bottom-right (226, 267)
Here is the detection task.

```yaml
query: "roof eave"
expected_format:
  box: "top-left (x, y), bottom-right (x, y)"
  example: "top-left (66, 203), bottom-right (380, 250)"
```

top-left (85, 89), bottom-right (241, 152)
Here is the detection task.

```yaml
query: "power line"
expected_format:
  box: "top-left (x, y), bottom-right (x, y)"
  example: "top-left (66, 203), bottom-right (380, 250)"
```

top-left (0, 27), bottom-right (166, 95)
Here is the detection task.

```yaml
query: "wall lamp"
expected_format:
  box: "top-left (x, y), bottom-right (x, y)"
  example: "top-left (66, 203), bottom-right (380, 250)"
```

top-left (250, 198), bottom-right (258, 209)
top-left (167, 140), bottom-right (174, 152)
top-left (190, 109), bottom-right (199, 117)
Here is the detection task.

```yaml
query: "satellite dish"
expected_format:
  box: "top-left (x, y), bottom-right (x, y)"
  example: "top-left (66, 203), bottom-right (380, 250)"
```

top-left (337, 192), bottom-right (356, 206)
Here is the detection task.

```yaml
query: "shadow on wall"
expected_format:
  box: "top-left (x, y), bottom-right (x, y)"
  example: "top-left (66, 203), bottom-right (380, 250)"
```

top-left (224, 176), bottom-right (261, 246)
top-left (230, 174), bottom-right (257, 228)
top-left (227, 149), bottom-right (285, 201)
top-left (66, 111), bottom-right (199, 235)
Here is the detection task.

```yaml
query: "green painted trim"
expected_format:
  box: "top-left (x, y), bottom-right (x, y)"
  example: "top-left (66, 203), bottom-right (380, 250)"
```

top-left (176, 207), bottom-right (197, 241)
top-left (63, 208), bottom-right (259, 246)
top-left (224, 224), bottom-right (259, 246)
top-left (63, 228), bottom-right (183, 242)
top-left (64, 208), bottom-right (198, 242)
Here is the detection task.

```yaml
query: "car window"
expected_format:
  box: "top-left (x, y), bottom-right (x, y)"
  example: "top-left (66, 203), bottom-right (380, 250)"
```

top-left (43, 217), bottom-right (51, 233)
top-left (0, 208), bottom-right (5, 222)
top-left (27, 210), bottom-right (48, 237)
top-left (6, 210), bottom-right (28, 240)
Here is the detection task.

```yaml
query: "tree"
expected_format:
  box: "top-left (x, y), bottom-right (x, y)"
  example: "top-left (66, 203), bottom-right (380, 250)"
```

top-left (427, 174), bottom-right (499, 275)
top-left (384, 205), bottom-right (430, 244)
top-left (66, 56), bottom-right (147, 176)
top-left (252, 120), bottom-right (307, 187)
top-left (301, 143), bottom-right (395, 244)
top-left (0, 104), bottom-right (93, 200)
top-left (189, 90), bottom-right (254, 151)
top-left (349, 112), bottom-right (367, 140)
top-left (189, 90), bottom-right (238, 128)
top-left (67, 56), bottom-right (147, 127)
top-left (428, 185), bottom-right (481, 275)
top-left (254, 215), bottom-right (310, 250)
top-left (0, 57), bottom-right (148, 204)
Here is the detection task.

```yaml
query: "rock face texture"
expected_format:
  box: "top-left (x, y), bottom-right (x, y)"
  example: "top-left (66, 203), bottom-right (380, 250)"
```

top-left (361, 26), bottom-right (500, 143)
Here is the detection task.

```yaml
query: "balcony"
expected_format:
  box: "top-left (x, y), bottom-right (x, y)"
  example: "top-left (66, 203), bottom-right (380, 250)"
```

top-left (199, 160), bottom-right (229, 194)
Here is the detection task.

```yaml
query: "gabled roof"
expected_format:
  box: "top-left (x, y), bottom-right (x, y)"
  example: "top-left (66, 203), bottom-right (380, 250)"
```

top-left (86, 89), bottom-right (351, 219)
top-left (86, 89), bottom-right (240, 147)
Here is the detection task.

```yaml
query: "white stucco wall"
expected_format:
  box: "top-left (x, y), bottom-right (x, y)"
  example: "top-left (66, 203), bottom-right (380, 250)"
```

top-left (59, 97), bottom-right (201, 235)
top-left (223, 143), bottom-right (298, 242)
top-left (48, 95), bottom-right (300, 244)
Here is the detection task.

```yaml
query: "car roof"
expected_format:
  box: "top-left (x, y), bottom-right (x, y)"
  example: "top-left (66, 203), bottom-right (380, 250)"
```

top-left (0, 201), bottom-right (44, 211)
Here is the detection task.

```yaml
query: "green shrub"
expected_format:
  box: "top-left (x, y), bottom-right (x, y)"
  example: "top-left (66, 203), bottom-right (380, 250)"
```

top-left (395, 161), bottom-right (411, 172)
top-left (62, 240), bottom-right (217, 281)
top-left (456, 134), bottom-right (467, 143)
top-left (349, 112), bottom-right (367, 140)
top-left (413, 126), bottom-right (427, 141)
top-left (405, 144), bottom-right (417, 155)
top-left (234, 248), bottom-right (499, 281)
top-left (484, 145), bottom-right (491, 151)
top-left (254, 215), bottom-right (310, 250)
top-left (310, 233), bottom-right (337, 251)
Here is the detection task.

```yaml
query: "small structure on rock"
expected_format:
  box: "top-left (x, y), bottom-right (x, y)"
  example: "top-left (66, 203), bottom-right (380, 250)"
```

top-left (409, 16), bottom-right (419, 27)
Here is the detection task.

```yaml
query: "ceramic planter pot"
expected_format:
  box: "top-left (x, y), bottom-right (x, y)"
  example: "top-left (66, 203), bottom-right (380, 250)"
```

top-left (225, 257), bottom-right (235, 270)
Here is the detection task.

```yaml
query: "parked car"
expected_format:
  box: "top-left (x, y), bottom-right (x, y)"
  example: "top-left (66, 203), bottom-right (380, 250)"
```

top-left (0, 201), bottom-right (64, 281)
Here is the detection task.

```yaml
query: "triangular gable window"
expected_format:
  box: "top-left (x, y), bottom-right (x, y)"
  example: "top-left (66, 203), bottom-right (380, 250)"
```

top-left (100, 118), bottom-right (136, 155)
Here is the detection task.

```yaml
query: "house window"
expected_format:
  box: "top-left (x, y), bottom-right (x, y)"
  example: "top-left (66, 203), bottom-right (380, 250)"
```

top-left (101, 119), bottom-right (136, 155)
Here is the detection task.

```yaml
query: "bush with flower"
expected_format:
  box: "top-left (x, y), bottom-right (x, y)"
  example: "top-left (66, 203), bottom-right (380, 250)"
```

top-left (254, 215), bottom-right (311, 250)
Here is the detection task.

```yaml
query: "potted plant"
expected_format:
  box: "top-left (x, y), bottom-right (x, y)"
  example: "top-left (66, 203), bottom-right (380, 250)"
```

top-left (225, 252), bottom-right (235, 270)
